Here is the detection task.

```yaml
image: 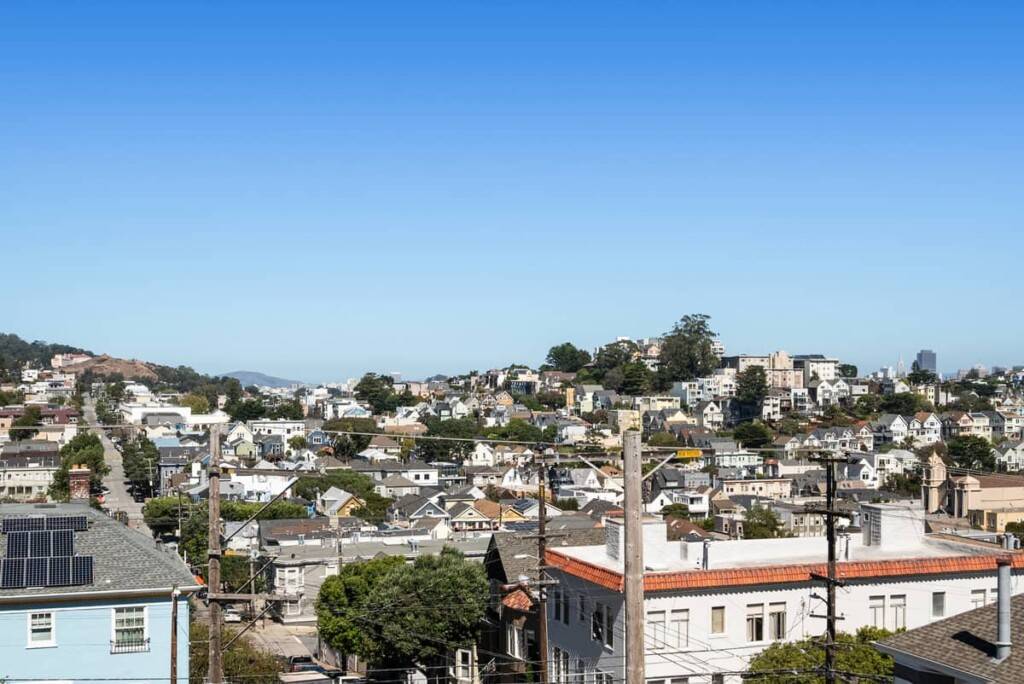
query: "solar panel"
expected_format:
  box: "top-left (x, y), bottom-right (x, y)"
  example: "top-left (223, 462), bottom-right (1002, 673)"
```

top-left (45, 516), bottom-right (88, 532)
top-left (1, 558), bottom-right (26, 588)
top-left (48, 557), bottom-right (71, 586)
top-left (26, 557), bottom-right (48, 587)
top-left (51, 530), bottom-right (74, 557)
top-left (6, 532), bottom-right (30, 558)
top-left (2, 517), bottom-right (46, 533)
top-left (29, 530), bottom-right (52, 558)
top-left (71, 556), bottom-right (93, 586)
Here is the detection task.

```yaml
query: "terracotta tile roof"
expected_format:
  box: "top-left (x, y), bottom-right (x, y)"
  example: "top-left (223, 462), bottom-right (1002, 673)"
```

top-left (545, 549), bottom-right (1024, 593)
top-left (501, 588), bottom-right (534, 612)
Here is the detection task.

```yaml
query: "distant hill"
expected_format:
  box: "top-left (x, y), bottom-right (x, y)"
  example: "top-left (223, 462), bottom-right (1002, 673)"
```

top-left (221, 370), bottom-right (303, 389)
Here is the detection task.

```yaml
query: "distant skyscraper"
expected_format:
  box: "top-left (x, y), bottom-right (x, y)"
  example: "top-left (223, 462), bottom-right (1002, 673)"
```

top-left (916, 349), bottom-right (937, 374)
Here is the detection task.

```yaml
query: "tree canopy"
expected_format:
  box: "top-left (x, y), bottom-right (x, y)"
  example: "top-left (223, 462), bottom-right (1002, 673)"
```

top-left (743, 504), bottom-right (786, 539)
top-left (733, 421), bottom-right (774, 449)
top-left (189, 622), bottom-right (283, 684)
top-left (655, 314), bottom-right (719, 389)
top-left (355, 373), bottom-right (416, 414)
top-left (49, 432), bottom-right (109, 500)
top-left (317, 548), bottom-right (488, 676)
top-left (747, 627), bottom-right (896, 683)
top-left (947, 435), bottom-right (995, 470)
top-left (180, 393), bottom-right (211, 414)
top-left (736, 366), bottom-right (769, 406)
top-left (545, 342), bottom-right (592, 372)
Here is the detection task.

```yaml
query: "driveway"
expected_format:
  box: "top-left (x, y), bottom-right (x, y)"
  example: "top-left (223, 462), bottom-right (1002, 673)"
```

top-left (84, 396), bottom-right (151, 536)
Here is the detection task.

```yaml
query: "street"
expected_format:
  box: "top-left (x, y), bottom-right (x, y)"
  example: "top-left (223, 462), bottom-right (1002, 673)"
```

top-left (83, 396), bottom-right (151, 536)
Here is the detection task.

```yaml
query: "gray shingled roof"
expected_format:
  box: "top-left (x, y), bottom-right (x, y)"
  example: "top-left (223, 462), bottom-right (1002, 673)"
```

top-left (877, 593), bottom-right (1024, 684)
top-left (0, 503), bottom-right (198, 599)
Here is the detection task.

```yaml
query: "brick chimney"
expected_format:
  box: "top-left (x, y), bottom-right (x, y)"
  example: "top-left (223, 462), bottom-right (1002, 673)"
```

top-left (69, 465), bottom-right (91, 500)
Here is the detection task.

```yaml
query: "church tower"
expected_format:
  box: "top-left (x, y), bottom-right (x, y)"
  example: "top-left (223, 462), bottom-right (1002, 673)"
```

top-left (921, 450), bottom-right (947, 513)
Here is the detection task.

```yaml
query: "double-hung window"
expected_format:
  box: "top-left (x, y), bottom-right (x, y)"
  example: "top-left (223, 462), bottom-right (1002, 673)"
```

top-left (932, 592), bottom-right (945, 619)
top-left (112, 606), bottom-right (148, 653)
top-left (869, 596), bottom-right (885, 628)
top-left (647, 610), bottom-right (666, 649)
top-left (711, 606), bottom-right (725, 635)
top-left (27, 612), bottom-right (55, 648)
top-left (670, 609), bottom-right (689, 648)
top-left (768, 603), bottom-right (786, 640)
top-left (746, 604), bottom-right (764, 642)
top-left (890, 595), bottom-right (906, 631)
top-left (592, 602), bottom-right (613, 647)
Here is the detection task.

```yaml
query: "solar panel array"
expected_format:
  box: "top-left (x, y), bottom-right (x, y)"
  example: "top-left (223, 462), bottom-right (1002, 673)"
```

top-left (1, 515), bottom-right (87, 533)
top-left (0, 516), bottom-right (93, 589)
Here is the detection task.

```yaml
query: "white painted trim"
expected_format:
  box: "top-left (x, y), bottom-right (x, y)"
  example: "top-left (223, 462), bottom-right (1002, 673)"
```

top-left (26, 610), bottom-right (57, 649)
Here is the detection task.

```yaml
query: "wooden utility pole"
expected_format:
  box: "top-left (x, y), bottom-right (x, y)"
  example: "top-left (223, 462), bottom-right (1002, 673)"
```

top-left (807, 452), bottom-right (849, 684)
top-left (623, 431), bottom-right (645, 684)
top-left (536, 465), bottom-right (549, 684)
top-left (207, 424), bottom-right (223, 684)
top-left (170, 587), bottom-right (180, 684)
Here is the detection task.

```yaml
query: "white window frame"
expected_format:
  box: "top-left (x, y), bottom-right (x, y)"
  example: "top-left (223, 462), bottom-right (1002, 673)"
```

top-left (710, 606), bottom-right (726, 635)
top-left (110, 605), bottom-right (148, 647)
top-left (647, 610), bottom-right (666, 649)
top-left (27, 611), bottom-right (56, 648)
top-left (768, 602), bottom-right (786, 640)
top-left (671, 609), bottom-right (689, 648)
top-left (890, 594), bottom-right (906, 631)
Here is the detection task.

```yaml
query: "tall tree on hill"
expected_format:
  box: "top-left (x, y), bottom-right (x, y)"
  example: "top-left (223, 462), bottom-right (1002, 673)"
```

top-left (545, 342), bottom-right (592, 373)
top-left (736, 366), bottom-right (769, 407)
top-left (655, 314), bottom-right (719, 389)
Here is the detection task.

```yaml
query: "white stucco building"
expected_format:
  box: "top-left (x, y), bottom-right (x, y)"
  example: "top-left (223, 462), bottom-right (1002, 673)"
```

top-left (544, 504), bottom-right (1024, 684)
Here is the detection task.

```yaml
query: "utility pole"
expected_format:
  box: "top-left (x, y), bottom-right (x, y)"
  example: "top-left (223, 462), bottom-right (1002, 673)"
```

top-left (536, 464), bottom-right (549, 684)
top-left (170, 587), bottom-right (180, 684)
top-left (623, 431), bottom-right (645, 684)
top-left (207, 424), bottom-right (223, 684)
top-left (807, 451), bottom-right (849, 684)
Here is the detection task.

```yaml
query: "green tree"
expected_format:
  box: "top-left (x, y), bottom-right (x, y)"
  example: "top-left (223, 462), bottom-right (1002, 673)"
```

top-left (736, 366), bottom-right (769, 406)
top-left (50, 432), bottom-right (109, 499)
top-left (838, 363), bottom-right (858, 378)
top-left (316, 556), bottom-right (406, 664)
top-left (189, 622), bottom-right (283, 684)
top-left (947, 435), bottom-right (995, 470)
top-left (122, 435), bottom-right (160, 491)
top-left (354, 373), bottom-right (402, 414)
top-left (324, 416), bottom-right (379, 459)
top-left (226, 399), bottom-right (266, 422)
top-left (484, 419), bottom-right (543, 443)
top-left (418, 417), bottom-right (479, 462)
top-left (179, 500), bottom-right (309, 569)
top-left (655, 314), bottom-right (719, 389)
top-left (907, 368), bottom-right (938, 386)
top-left (743, 504), bottom-right (785, 539)
top-left (180, 393), bottom-right (211, 414)
top-left (10, 406), bottom-right (42, 441)
top-left (269, 399), bottom-right (304, 420)
top-left (733, 421), bottom-right (774, 449)
top-left (748, 627), bottom-right (896, 683)
top-left (142, 496), bottom-right (188, 536)
top-left (852, 394), bottom-right (882, 419)
top-left (647, 432), bottom-right (682, 447)
top-left (660, 503), bottom-right (689, 518)
top-left (288, 435), bottom-right (308, 451)
top-left (545, 342), bottom-right (592, 372)
top-left (880, 392), bottom-right (930, 415)
top-left (318, 548), bottom-right (488, 675)
top-left (619, 362), bottom-right (653, 396)
top-left (292, 470), bottom-right (392, 525)
top-left (593, 340), bottom-right (639, 376)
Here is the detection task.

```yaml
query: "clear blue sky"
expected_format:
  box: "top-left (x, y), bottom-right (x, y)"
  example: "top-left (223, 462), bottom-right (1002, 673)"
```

top-left (3, 2), bottom-right (1022, 382)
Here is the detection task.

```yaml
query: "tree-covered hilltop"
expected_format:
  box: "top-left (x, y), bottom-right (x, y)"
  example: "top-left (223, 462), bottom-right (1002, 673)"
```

top-left (0, 332), bottom-right (91, 380)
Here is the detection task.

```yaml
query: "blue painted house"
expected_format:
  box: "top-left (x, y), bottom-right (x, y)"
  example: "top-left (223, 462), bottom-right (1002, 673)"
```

top-left (0, 503), bottom-right (201, 683)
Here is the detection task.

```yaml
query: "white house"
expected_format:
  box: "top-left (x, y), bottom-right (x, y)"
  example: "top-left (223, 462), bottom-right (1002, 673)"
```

top-left (544, 505), bottom-right (1024, 684)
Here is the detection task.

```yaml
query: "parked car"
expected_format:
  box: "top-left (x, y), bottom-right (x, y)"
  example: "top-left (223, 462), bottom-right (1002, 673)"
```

top-left (223, 608), bottom-right (243, 623)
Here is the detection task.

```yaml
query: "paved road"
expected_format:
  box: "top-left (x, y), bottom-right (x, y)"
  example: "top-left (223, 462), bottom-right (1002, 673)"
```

top-left (84, 397), bottom-right (151, 535)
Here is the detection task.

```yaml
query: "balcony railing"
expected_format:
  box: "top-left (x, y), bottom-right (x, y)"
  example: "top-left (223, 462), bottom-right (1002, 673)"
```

top-left (110, 637), bottom-right (150, 654)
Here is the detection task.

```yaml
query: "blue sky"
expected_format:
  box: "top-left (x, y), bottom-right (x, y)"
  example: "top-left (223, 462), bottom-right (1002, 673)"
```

top-left (2, 2), bottom-right (1022, 382)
